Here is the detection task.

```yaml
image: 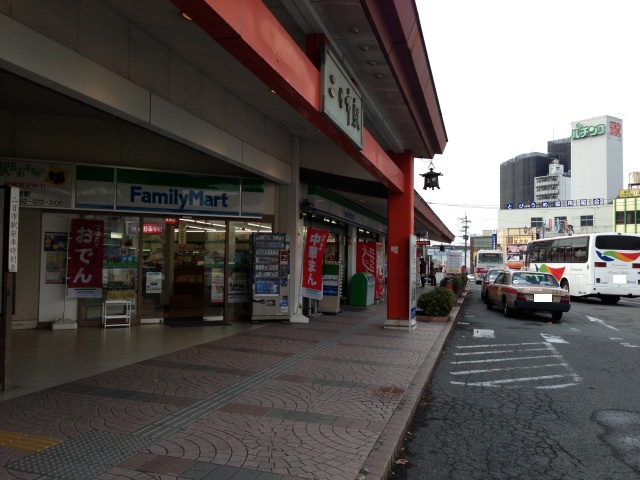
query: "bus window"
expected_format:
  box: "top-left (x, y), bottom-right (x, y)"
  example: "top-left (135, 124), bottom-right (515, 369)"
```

top-left (595, 235), bottom-right (640, 250)
top-left (572, 237), bottom-right (588, 262)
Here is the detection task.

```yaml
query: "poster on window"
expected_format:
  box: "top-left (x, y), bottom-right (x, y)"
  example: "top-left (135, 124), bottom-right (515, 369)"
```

top-left (45, 251), bottom-right (67, 284)
top-left (210, 267), bottom-right (224, 303)
top-left (145, 271), bottom-right (162, 293)
top-left (301, 228), bottom-right (330, 299)
top-left (67, 219), bottom-right (104, 298)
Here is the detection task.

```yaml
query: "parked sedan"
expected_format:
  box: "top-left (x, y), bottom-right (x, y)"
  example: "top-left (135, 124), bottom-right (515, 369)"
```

top-left (485, 270), bottom-right (570, 322)
top-left (480, 267), bottom-right (509, 302)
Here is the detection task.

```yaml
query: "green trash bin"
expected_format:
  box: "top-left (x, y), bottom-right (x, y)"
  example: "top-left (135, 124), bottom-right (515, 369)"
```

top-left (350, 272), bottom-right (375, 306)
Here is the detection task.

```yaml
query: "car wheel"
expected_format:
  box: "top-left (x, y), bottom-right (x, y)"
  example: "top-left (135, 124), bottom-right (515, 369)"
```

top-left (551, 311), bottom-right (563, 323)
top-left (502, 297), bottom-right (512, 318)
top-left (560, 280), bottom-right (569, 295)
top-left (486, 296), bottom-right (493, 309)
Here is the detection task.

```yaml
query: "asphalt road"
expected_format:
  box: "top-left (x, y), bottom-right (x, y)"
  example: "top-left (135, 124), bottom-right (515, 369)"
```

top-left (390, 285), bottom-right (640, 480)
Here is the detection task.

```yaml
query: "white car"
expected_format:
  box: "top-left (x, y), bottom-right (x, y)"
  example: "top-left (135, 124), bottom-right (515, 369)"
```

top-left (467, 273), bottom-right (475, 283)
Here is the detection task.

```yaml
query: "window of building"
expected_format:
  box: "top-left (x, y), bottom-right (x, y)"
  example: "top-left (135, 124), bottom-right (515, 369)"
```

top-left (627, 211), bottom-right (636, 224)
top-left (531, 217), bottom-right (544, 228)
top-left (580, 215), bottom-right (593, 227)
top-left (616, 211), bottom-right (625, 225)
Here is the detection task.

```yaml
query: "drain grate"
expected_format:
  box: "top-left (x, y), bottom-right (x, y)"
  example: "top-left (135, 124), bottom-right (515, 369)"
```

top-left (7, 430), bottom-right (153, 478)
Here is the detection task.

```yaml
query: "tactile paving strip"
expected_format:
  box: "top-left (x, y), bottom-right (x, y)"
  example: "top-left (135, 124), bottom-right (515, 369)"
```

top-left (7, 430), bottom-right (153, 478)
top-left (0, 429), bottom-right (61, 452)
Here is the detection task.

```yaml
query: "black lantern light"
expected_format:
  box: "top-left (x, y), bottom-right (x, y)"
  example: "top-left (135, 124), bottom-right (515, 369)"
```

top-left (420, 160), bottom-right (442, 190)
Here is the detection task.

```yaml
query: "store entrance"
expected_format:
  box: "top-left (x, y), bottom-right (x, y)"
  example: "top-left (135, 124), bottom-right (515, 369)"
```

top-left (140, 218), bottom-right (260, 322)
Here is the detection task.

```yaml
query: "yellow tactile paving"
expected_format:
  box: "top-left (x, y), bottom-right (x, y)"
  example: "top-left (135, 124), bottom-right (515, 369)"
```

top-left (0, 429), bottom-right (61, 452)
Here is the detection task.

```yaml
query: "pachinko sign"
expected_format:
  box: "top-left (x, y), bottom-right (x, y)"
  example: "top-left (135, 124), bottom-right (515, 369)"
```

top-left (301, 228), bottom-right (330, 300)
top-left (67, 219), bottom-right (104, 298)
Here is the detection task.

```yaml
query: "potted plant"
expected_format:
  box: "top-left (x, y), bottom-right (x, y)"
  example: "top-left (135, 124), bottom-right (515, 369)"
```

top-left (417, 287), bottom-right (455, 322)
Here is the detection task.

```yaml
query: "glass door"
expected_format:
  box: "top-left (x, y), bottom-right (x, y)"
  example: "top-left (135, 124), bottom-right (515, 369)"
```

top-left (203, 229), bottom-right (226, 321)
top-left (226, 221), bottom-right (252, 319)
top-left (140, 218), bottom-right (166, 321)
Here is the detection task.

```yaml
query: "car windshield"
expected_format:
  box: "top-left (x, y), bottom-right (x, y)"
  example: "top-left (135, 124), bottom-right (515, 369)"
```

top-left (488, 270), bottom-right (502, 280)
top-left (512, 272), bottom-right (558, 286)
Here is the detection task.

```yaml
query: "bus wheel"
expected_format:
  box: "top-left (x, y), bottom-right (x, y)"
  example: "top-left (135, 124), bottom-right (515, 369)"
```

top-left (560, 280), bottom-right (569, 295)
top-left (551, 312), bottom-right (563, 323)
top-left (601, 295), bottom-right (620, 305)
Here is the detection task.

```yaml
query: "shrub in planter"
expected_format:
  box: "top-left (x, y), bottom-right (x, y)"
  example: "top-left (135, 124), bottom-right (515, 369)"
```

top-left (451, 275), bottom-right (463, 295)
top-left (460, 272), bottom-right (468, 288)
top-left (417, 287), bottom-right (455, 317)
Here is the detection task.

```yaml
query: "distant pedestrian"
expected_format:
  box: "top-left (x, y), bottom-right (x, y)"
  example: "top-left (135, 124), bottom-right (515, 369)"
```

top-left (419, 258), bottom-right (427, 287)
top-left (429, 261), bottom-right (436, 286)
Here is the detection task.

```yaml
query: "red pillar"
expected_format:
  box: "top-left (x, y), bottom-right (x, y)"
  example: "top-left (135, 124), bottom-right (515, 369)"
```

top-left (385, 151), bottom-right (416, 330)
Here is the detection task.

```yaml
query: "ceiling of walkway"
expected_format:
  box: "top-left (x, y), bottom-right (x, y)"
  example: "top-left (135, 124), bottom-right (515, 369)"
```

top-left (0, 0), bottom-right (452, 240)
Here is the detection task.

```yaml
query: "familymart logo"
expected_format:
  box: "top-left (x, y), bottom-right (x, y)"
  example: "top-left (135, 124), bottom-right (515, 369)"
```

top-left (129, 185), bottom-right (230, 210)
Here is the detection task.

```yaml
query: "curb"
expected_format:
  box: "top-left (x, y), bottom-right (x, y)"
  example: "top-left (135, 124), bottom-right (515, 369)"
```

top-left (362, 288), bottom-right (468, 479)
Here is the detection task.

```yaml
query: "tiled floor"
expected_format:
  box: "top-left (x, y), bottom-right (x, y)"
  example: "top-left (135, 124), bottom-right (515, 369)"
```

top-left (2, 321), bottom-right (262, 402)
top-left (0, 298), bottom-right (456, 480)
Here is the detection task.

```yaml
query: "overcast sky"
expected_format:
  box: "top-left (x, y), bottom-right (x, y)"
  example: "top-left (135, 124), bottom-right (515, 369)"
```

top-left (414, 0), bottom-right (640, 242)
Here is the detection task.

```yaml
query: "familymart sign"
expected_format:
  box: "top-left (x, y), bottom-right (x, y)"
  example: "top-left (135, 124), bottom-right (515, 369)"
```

top-left (76, 166), bottom-right (263, 217)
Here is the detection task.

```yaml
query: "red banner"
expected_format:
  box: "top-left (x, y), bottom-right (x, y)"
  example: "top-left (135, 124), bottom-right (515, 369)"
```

top-left (68, 219), bottom-right (104, 298)
top-left (301, 228), bottom-right (330, 299)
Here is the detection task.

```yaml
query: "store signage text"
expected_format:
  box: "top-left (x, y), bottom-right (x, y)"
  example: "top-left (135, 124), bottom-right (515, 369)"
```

top-left (507, 198), bottom-right (603, 209)
top-left (130, 186), bottom-right (229, 210)
top-left (571, 123), bottom-right (605, 140)
top-left (321, 45), bottom-right (364, 149)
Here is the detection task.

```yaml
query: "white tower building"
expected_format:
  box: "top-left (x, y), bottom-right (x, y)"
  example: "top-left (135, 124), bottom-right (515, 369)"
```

top-left (570, 115), bottom-right (623, 203)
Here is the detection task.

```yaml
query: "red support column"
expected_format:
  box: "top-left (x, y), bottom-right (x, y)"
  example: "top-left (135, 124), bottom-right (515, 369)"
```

top-left (385, 151), bottom-right (416, 331)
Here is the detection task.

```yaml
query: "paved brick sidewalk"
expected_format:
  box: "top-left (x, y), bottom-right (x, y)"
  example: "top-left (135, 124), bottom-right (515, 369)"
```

top-left (0, 295), bottom-right (463, 480)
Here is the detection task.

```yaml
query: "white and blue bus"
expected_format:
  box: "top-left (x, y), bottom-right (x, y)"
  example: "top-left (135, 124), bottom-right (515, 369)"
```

top-left (524, 232), bottom-right (640, 304)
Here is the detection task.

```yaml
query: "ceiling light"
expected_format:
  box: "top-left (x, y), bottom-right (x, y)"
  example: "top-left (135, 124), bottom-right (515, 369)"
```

top-left (366, 60), bottom-right (378, 66)
top-left (181, 12), bottom-right (192, 21)
top-left (349, 26), bottom-right (361, 34)
top-left (357, 44), bottom-right (371, 52)
top-left (373, 73), bottom-right (384, 80)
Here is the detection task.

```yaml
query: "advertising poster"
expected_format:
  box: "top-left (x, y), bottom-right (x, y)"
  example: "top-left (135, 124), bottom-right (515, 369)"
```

top-left (146, 271), bottom-right (162, 293)
top-left (45, 251), bottom-right (67, 284)
top-left (1, 160), bottom-right (73, 209)
top-left (44, 232), bottom-right (68, 252)
top-left (301, 228), bottom-right (329, 299)
top-left (210, 267), bottom-right (224, 303)
top-left (67, 219), bottom-right (104, 298)
top-left (446, 250), bottom-right (462, 274)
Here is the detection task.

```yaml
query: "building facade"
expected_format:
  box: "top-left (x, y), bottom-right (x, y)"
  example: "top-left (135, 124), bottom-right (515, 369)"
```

top-left (0, 0), bottom-right (453, 350)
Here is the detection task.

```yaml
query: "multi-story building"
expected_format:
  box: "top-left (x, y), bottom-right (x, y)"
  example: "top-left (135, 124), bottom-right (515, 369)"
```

top-left (498, 114), bottom-right (624, 254)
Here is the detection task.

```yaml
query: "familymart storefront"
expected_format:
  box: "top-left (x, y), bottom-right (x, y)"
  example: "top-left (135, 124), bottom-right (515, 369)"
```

top-left (2, 159), bottom-right (271, 329)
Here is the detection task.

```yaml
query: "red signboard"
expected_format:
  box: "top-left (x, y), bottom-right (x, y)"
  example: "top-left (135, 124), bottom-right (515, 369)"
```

top-left (68, 219), bottom-right (104, 298)
top-left (143, 224), bottom-right (163, 234)
top-left (356, 242), bottom-right (385, 298)
top-left (301, 228), bottom-right (329, 299)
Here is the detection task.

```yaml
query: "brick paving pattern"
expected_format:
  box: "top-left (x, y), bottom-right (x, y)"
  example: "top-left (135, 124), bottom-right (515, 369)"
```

top-left (0, 298), bottom-right (461, 480)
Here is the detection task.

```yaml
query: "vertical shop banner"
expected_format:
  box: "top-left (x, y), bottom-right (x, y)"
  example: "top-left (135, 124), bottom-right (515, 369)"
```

top-left (301, 228), bottom-right (329, 300)
top-left (68, 219), bottom-right (104, 298)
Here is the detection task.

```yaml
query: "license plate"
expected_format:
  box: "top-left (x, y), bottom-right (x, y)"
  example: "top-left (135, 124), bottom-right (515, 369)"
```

top-left (534, 294), bottom-right (551, 302)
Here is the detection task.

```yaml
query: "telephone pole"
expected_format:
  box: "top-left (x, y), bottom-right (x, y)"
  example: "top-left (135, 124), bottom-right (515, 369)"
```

top-left (458, 213), bottom-right (471, 269)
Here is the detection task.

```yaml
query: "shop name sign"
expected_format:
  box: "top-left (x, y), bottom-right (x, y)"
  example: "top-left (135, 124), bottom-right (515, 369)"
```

top-left (507, 198), bottom-right (603, 209)
top-left (121, 184), bottom-right (237, 214)
top-left (130, 186), bottom-right (229, 210)
top-left (571, 121), bottom-right (622, 140)
top-left (321, 45), bottom-right (363, 149)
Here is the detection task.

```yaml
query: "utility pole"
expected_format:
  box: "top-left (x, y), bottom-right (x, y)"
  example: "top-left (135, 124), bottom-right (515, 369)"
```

top-left (458, 213), bottom-right (471, 269)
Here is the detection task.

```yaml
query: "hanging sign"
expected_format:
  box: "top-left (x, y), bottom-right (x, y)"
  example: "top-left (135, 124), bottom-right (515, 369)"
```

top-left (67, 219), bottom-right (104, 298)
top-left (6, 187), bottom-right (19, 272)
top-left (301, 228), bottom-right (330, 300)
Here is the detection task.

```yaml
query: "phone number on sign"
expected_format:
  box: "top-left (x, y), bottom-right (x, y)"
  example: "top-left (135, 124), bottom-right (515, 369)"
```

top-left (19, 198), bottom-right (66, 207)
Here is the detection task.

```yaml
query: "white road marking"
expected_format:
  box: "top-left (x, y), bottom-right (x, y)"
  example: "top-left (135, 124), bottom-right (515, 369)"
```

top-left (587, 315), bottom-right (619, 331)
top-left (540, 333), bottom-right (568, 344)
top-left (450, 362), bottom-right (569, 375)
top-left (473, 329), bottom-right (494, 338)
top-left (610, 337), bottom-right (640, 348)
top-left (450, 341), bottom-right (581, 389)
top-left (451, 373), bottom-right (575, 387)
top-left (569, 327), bottom-right (580, 332)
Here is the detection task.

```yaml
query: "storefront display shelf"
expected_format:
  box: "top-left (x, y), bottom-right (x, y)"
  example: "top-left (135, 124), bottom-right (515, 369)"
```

top-left (102, 299), bottom-right (131, 328)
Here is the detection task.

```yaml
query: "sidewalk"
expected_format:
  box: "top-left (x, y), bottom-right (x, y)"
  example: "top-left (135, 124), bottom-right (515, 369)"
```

top-left (0, 290), bottom-right (466, 480)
